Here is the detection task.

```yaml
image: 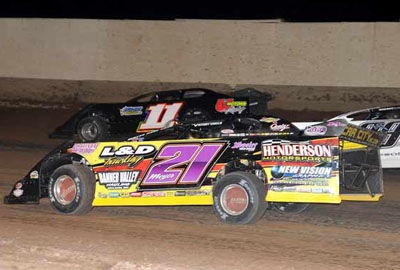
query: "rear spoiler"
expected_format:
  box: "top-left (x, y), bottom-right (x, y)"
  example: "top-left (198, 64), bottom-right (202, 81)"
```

top-left (303, 119), bottom-right (386, 200)
top-left (233, 88), bottom-right (272, 116)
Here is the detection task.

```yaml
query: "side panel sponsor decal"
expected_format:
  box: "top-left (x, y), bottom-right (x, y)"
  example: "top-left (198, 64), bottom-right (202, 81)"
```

top-left (141, 142), bottom-right (226, 186)
top-left (137, 102), bottom-right (183, 132)
top-left (341, 124), bottom-right (383, 147)
top-left (262, 138), bottom-right (339, 197)
top-left (98, 171), bottom-right (139, 189)
top-left (100, 145), bottom-right (155, 157)
top-left (304, 125), bottom-right (327, 136)
top-left (215, 99), bottom-right (247, 114)
top-left (231, 141), bottom-right (258, 152)
top-left (262, 141), bottom-right (334, 162)
top-left (71, 143), bottom-right (99, 154)
top-left (270, 121), bottom-right (290, 132)
top-left (120, 106), bottom-right (143, 116)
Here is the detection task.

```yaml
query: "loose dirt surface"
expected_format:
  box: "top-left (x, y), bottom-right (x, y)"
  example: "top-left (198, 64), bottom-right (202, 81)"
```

top-left (1, 107), bottom-right (400, 270)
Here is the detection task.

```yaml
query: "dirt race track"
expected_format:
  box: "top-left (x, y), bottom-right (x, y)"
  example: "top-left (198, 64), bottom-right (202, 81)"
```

top-left (1, 107), bottom-right (400, 270)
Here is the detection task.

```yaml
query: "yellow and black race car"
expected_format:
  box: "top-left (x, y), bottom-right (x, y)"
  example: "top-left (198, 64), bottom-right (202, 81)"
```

top-left (5, 116), bottom-right (385, 224)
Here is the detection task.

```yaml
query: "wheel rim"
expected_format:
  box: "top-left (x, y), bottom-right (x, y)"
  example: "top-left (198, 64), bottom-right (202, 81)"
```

top-left (220, 184), bottom-right (249, 216)
top-left (80, 122), bottom-right (98, 141)
top-left (53, 175), bottom-right (77, 205)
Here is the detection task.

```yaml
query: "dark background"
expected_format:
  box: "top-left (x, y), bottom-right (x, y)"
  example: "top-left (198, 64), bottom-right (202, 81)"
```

top-left (0, 0), bottom-right (398, 22)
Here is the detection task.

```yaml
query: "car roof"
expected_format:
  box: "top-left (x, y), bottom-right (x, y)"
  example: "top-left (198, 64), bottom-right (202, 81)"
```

top-left (129, 88), bottom-right (228, 103)
top-left (330, 104), bottom-right (400, 119)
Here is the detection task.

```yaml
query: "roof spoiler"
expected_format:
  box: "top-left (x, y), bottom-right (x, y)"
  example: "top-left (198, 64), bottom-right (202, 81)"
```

top-left (233, 88), bottom-right (273, 116)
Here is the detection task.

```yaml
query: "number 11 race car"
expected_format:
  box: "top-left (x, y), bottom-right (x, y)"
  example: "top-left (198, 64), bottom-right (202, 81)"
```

top-left (4, 116), bottom-right (385, 224)
top-left (49, 88), bottom-right (271, 142)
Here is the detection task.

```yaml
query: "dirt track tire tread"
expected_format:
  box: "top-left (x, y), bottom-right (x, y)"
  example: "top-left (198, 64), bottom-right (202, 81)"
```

top-left (77, 116), bottom-right (108, 142)
top-left (49, 164), bottom-right (95, 215)
top-left (213, 171), bottom-right (267, 225)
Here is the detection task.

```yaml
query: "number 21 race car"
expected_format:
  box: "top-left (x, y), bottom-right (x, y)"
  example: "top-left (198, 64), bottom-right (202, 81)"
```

top-left (4, 116), bottom-right (385, 224)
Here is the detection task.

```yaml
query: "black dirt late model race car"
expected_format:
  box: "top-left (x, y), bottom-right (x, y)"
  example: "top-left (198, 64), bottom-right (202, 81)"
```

top-left (50, 88), bottom-right (271, 142)
top-left (5, 116), bottom-right (385, 225)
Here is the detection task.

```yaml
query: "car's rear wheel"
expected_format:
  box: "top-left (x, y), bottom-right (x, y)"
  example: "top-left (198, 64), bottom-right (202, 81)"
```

top-left (49, 164), bottom-right (95, 215)
top-left (77, 116), bottom-right (108, 142)
top-left (213, 171), bottom-right (267, 224)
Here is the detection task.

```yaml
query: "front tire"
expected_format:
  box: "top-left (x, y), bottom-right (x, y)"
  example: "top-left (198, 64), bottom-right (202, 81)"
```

top-left (77, 116), bottom-right (108, 142)
top-left (49, 164), bottom-right (95, 215)
top-left (213, 171), bottom-right (267, 225)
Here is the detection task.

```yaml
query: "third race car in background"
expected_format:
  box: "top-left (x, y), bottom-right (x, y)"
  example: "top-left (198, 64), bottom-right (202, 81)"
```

top-left (50, 88), bottom-right (271, 142)
top-left (294, 105), bottom-right (400, 168)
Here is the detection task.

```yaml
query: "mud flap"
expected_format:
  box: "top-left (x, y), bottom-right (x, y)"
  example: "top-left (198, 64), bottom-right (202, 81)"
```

top-left (3, 177), bottom-right (40, 204)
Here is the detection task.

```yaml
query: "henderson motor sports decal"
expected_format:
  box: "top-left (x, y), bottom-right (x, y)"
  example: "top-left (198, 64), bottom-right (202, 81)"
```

top-left (262, 138), bottom-right (339, 194)
top-left (262, 140), bottom-right (335, 162)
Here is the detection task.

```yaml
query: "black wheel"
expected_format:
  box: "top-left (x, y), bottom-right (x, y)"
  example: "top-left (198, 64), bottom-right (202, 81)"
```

top-left (272, 203), bottom-right (310, 214)
top-left (48, 164), bottom-right (95, 215)
top-left (181, 109), bottom-right (210, 123)
top-left (213, 171), bottom-right (267, 225)
top-left (77, 116), bottom-right (108, 142)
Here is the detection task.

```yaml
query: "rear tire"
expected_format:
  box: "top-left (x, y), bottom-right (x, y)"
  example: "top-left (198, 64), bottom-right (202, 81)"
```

top-left (213, 171), bottom-right (267, 225)
top-left (77, 116), bottom-right (108, 142)
top-left (49, 164), bottom-right (95, 215)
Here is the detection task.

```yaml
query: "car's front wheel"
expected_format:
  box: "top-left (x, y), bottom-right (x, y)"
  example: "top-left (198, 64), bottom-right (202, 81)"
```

top-left (49, 164), bottom-right (95, 215)
top-left (213, 171), bottom-right (267, 225)
top-left (77, 116), bottom-right (108, 142)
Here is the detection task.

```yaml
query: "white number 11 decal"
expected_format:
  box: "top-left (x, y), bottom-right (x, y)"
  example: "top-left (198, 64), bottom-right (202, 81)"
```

top-left (137, 102), bottom-right (183, 132)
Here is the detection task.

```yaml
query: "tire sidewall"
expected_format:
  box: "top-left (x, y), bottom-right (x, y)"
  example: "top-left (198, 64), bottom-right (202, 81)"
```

top-left (49, 165), bottom-right (93, 214)
top-left (77, 116), bottom-right (107, 142)
top-left (213, 172), bottom-right (266, 224)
